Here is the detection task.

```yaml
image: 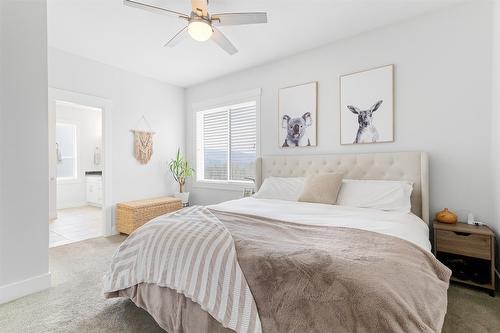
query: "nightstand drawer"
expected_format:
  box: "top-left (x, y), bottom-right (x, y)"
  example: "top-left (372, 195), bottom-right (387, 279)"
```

top-left (436, 230), bottom-right (491, 260)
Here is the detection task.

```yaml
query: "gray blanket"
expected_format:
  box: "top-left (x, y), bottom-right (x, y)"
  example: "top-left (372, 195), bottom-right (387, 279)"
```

top-left (107, 208), bottom-right (451, 333)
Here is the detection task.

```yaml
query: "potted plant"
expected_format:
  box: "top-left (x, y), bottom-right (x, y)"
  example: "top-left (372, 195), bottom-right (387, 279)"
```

top-left (168, 148), bottom-right (195, 205)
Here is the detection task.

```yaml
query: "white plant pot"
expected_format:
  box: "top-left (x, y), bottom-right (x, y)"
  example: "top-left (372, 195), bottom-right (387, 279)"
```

top-left (175, 192), bottom-right (190, 204)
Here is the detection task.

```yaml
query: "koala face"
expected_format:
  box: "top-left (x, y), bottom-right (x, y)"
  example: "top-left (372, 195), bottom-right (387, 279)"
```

top-left (282, 112), bottom-right (312, 141)
top-left (287, 117), bottom-right (306, 138)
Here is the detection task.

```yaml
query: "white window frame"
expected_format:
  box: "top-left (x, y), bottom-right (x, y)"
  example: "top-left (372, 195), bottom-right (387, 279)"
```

top-left (193, 89), bottom-right (261, 191)
top-left (56, 122), bottom-right (79, 183)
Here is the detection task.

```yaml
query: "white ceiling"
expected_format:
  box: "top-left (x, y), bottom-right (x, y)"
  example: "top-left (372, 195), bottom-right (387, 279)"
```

top-left (48, 0), bottom-right (462, 87)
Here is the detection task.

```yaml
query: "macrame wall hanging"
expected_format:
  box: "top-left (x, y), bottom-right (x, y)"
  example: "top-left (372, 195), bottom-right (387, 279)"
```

top-left (131, 116), bottom-right (155, 165)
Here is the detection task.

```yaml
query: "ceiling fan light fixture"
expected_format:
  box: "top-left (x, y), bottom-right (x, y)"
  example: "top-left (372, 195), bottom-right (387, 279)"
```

top-left (188, 20), bottom-right (213, 42)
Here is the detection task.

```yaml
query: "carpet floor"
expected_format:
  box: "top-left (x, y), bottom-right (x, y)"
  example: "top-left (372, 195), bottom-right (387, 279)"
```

top-left (0, 235), bottom-right (499, 333)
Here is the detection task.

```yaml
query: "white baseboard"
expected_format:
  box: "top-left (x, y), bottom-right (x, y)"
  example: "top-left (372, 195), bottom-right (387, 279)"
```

top-left (0, 272), bottom-right (51, 304)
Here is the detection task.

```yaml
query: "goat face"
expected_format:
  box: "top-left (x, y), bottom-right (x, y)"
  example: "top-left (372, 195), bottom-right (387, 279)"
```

top-left (347, 100), bottom-right (383, 128)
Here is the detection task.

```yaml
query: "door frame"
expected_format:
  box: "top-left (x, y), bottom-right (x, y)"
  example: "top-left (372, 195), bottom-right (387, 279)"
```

top-left (48, 88), bottom-right (114, 236)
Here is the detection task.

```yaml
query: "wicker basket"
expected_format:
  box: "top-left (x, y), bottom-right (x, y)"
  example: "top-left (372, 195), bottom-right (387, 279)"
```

top-left (116, 197), bottom-right (182, 235)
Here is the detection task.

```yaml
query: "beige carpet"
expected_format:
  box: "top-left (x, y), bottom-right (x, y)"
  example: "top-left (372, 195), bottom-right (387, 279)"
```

top-left (0, 235), bottom-right (499, 333)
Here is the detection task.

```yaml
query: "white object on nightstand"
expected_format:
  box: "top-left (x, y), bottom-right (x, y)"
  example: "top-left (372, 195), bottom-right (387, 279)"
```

top-left (467, 213), bottom-right (488, 226)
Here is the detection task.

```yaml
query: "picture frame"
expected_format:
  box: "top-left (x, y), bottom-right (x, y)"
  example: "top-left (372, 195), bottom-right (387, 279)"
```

top-left (278, 81), bottom-right (318, 148)
top-left (340, 64), bottom-right (394, 145)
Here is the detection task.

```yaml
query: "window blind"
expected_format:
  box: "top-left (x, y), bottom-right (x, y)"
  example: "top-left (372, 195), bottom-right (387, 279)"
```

top-left (203, 110), bottom-right (228, 181)
top-left (199, 101), bottom-right (256, 182)
top-left (230, 104), bottom-right (256, 181)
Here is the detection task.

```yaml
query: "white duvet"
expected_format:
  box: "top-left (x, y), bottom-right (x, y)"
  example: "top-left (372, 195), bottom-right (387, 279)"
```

top-left (209, 197), bottom-right (431, 251)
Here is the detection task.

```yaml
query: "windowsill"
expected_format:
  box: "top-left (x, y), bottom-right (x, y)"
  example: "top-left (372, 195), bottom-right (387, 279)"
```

top-left (192, 180), bottom-right (254, 192)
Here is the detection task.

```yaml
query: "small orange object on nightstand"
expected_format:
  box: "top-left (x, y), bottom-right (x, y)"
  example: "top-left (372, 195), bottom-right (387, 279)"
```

top-left (435, 208), bottom-right (458, 224)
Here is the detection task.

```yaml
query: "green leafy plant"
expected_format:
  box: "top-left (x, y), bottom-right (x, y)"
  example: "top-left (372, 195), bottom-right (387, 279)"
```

top-left (168, 148), bottom-right (194, 193)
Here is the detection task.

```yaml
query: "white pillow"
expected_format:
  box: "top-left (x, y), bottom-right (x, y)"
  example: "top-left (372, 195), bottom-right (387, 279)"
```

top-left (253, 177), bottom-right (305, 201)
top-left (336, 179), bottom-right (413, 212)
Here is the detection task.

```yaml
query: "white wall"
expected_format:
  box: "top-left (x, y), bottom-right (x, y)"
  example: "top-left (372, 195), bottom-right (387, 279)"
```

top-left (186, 1), bottom-right (495, 224)
top-left (0, 0), bottom-right (50, 303)
top-left (0, 0), bottom-right (4, 291)
top-left (492, 2), bottom-right (500, 237)
top-left (48, 47), bottom-right (185, 208)
top-left (56, 102), bottom-right (102, 209)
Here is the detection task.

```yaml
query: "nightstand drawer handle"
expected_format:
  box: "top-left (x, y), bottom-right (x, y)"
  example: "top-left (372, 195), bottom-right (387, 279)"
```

top-left (453, 232), bottom-right (471, 236)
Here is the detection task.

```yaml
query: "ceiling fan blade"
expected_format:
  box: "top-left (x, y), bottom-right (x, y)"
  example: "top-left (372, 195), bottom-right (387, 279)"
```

top-left (212, 12), bottom-right (267, 26)
top-left (164, 26), bottom-right (189, 47)
top-left (124, 0), bottom-right (189, 19)
top-left (211, 28), bottom-right (238, 55)
top-left (191, 0), bottom-right (208, 16)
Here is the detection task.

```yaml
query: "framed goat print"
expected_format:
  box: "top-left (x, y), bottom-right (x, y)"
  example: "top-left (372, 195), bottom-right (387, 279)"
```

top-left (279, 81), bottom-right (317, 148)
top-left (340, 64), bottom-right (394, 145)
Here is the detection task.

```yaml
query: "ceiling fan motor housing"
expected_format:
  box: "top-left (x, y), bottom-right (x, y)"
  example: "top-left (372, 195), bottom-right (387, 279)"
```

top-left (189, 10), bottom-right (211, 24)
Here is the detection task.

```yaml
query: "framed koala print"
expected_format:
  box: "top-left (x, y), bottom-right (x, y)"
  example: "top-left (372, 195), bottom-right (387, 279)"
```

top-left (340, 64), bottom-right (394, 145)
top-left (279, 81), bottom-right (317, 148)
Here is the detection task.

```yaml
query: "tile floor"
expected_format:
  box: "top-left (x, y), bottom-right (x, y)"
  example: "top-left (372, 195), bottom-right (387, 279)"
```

top-left (49, 206), bottom-right (103, 248)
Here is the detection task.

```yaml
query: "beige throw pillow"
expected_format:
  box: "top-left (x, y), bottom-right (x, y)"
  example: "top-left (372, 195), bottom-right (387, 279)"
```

top-left (298, 173), bottom-right (344, 205)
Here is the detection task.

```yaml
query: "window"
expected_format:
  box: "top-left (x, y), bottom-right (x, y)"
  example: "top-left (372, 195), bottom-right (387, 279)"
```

top-left (56, 123), bottom-right (77, 180)
top-left (196, 101), bottom-right (257, 184)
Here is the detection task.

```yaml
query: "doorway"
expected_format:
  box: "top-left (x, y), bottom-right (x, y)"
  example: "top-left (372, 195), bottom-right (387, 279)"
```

top-left (48, 89), bottom-right (113, 247)
top-left (49, 101), bottom-right (103, 247)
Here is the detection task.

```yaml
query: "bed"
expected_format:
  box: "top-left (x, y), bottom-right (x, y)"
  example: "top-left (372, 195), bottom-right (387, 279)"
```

top-left (104, 152), bottom-right (451, 333)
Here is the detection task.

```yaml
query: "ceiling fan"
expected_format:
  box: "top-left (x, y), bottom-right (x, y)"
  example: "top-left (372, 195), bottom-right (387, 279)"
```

top-left (124, 0), bottom-right (268, 55)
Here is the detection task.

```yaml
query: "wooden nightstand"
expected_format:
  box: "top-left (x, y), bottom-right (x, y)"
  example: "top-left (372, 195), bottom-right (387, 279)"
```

top-left (433, 222), bottom-right (496, 296)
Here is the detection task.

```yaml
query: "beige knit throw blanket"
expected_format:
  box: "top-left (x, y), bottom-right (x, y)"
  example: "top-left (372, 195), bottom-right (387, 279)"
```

top-left (133, 130), bottom-right (154, 164)
top-left (103, 206), bottom-right (262, 333)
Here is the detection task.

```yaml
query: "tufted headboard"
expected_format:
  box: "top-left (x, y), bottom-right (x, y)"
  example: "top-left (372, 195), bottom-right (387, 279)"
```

top-left (255, 152), bottom-right (429, 224)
